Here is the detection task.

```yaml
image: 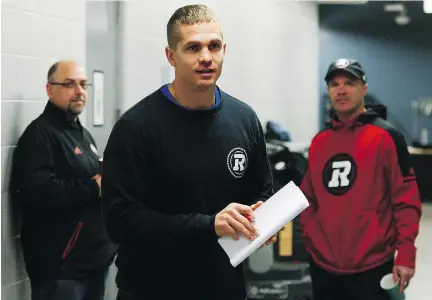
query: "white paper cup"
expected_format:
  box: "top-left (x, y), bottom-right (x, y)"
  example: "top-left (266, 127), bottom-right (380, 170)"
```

top-left (380, 273), bottom-right (409, 300)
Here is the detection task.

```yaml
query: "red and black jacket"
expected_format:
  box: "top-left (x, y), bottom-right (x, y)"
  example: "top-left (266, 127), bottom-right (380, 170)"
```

top-left (300, 104), bottom-right (422, 274)
top-left (11, 101), bottom-right (117, 285)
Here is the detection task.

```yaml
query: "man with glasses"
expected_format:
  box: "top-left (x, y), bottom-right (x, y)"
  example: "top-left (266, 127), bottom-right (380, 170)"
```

top-left (11, 60), bottom-right (117, 300)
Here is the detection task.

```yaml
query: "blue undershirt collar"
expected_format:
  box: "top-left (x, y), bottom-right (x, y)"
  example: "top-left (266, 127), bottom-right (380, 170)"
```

top-left (161, 84), bottom-right (221, 110)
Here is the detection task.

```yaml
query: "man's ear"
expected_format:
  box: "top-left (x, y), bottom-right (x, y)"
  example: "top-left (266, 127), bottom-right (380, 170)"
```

top-left (220, 42), bottom-right (227, 64)
top-left (362, 83), bottom-right (368, 96)
top-left (46, 83), bottom-right (54, 99)
top-left (165, 46), bottom-right (176, 67)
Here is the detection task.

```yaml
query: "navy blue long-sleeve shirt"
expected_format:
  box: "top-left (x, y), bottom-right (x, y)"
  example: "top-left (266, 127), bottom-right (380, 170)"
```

top-left (102, 85), bottom-right (273, 300)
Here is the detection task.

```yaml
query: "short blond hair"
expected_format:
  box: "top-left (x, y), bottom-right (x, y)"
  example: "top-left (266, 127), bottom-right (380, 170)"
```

top-left (167, 4), bottom-right (222, 49)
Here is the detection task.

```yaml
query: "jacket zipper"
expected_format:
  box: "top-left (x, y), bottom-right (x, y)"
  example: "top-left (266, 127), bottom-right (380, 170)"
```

top-left (62, 221), bottom-right (83, 259)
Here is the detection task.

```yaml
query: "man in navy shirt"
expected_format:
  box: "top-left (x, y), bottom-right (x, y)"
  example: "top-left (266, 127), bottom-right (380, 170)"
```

top-left (102, 4), bottom-right (276, 300)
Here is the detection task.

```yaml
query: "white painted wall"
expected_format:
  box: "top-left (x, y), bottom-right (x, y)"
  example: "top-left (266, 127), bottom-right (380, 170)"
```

top-left (120, 0), bottom-right (320, 142)
top-left (1, 0), bottom-right (86, 298)
top-left (1, 1), bottom-right (319, 299)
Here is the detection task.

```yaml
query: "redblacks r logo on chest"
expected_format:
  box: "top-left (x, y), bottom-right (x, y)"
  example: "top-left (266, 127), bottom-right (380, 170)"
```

top-left (322, 153), bottom-right (357, 196)
top-left (227, 147), bottom-right (248, 178)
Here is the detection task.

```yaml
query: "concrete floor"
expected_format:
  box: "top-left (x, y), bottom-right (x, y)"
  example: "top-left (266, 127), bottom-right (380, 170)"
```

top-left (405, 203), bottom-right (432, 300)
top-left (101, 205), bottom-right (432, 300)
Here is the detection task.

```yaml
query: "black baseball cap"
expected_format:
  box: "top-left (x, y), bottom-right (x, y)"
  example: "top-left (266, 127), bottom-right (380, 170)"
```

top-left (325, 58), bottom-right (367, 83)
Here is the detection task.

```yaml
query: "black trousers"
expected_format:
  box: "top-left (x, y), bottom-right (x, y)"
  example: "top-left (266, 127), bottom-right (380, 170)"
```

top-left (31, 267), bottom-right (109, 300)
top-left (309, 258), bottom-right (393, 300)
top-left (117, 290), bottom-right (248, 300)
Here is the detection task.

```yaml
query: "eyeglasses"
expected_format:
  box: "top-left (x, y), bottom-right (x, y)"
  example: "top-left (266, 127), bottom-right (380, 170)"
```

top-left (49, 82), bottom-right (92, 90)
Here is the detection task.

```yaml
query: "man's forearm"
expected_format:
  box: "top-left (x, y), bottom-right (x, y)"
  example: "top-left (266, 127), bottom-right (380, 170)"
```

top-left (21, 176), bottom-right (100, 212)
top-left (104, 196), bottom-right (218, 248)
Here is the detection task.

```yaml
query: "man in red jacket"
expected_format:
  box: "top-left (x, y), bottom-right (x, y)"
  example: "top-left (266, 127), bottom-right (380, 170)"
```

top-left (300, 58), bottom-right (422, 300)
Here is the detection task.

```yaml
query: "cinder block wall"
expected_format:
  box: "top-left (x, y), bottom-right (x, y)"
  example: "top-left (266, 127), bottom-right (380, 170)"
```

top-left (1, 0), bottom-right (319, 299)
top-left (120, 0), bottom-right (319, 142)
top-left (1, 1), bottom-right (86, 298)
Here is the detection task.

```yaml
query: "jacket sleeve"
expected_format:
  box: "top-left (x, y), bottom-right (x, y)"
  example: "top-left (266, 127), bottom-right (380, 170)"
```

top-left (300, 166), bottom-right (317, 222)
top-left (299, 139), bottom-right (320, 252)
top-left (299, 163), bottom-right (317, 251)
top-left (383, 129), bottom-right (422, 269)
top-left (246, 117), bottom-right (274, 204)
top-left (12, 124), bottom-right (100, 212)
top-left (101, 119), bottom-right (217, 250)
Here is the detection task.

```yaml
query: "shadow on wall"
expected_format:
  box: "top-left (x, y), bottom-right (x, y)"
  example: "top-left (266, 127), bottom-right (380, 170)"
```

top-left (6, 105), bottom-right (24, 237)
top-left (1, 106), bottom-right (30, 297)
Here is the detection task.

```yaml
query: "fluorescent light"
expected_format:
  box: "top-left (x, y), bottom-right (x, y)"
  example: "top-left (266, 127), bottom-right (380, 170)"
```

top-left (395, 14), bottom-right (410, 26)
top-left (425, 0), bottom-right (432, 14)
top-left (318, 0), bottom-right (369, 4)
top-left (383, 3), bottom-right (404, 12)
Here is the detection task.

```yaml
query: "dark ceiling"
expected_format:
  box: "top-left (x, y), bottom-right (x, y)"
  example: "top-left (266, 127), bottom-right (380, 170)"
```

top-left (319, 1), bottom-right (432, 33)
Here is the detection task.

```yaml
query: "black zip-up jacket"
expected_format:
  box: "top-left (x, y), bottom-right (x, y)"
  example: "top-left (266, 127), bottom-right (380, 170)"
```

top-left (11, 101), bottom-right (117, 285)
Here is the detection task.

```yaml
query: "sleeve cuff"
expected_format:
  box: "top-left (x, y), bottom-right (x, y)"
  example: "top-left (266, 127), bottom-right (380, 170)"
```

top-left (201, 214), bottom-right (218, 239)
top-left (395, 246), bottom-right (417, 268)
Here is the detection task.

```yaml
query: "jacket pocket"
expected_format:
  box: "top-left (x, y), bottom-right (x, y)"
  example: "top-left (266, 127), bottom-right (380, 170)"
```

top-left (347, 210), bottom-right (387, 267)
top-left (62, 221), bottom-right (83, 259)
top-left (301, 213), bottom-right (317, 254)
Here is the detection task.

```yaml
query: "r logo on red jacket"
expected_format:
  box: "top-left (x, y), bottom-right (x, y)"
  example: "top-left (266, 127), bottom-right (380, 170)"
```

top-left (299, 105), bottom-right (422, 275)
top-left (322, 153), bottom-right (358, 196)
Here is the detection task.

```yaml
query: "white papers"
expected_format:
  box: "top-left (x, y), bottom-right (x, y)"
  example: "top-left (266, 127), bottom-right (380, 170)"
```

top-left (217, 181), bottom-right (309, 267)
